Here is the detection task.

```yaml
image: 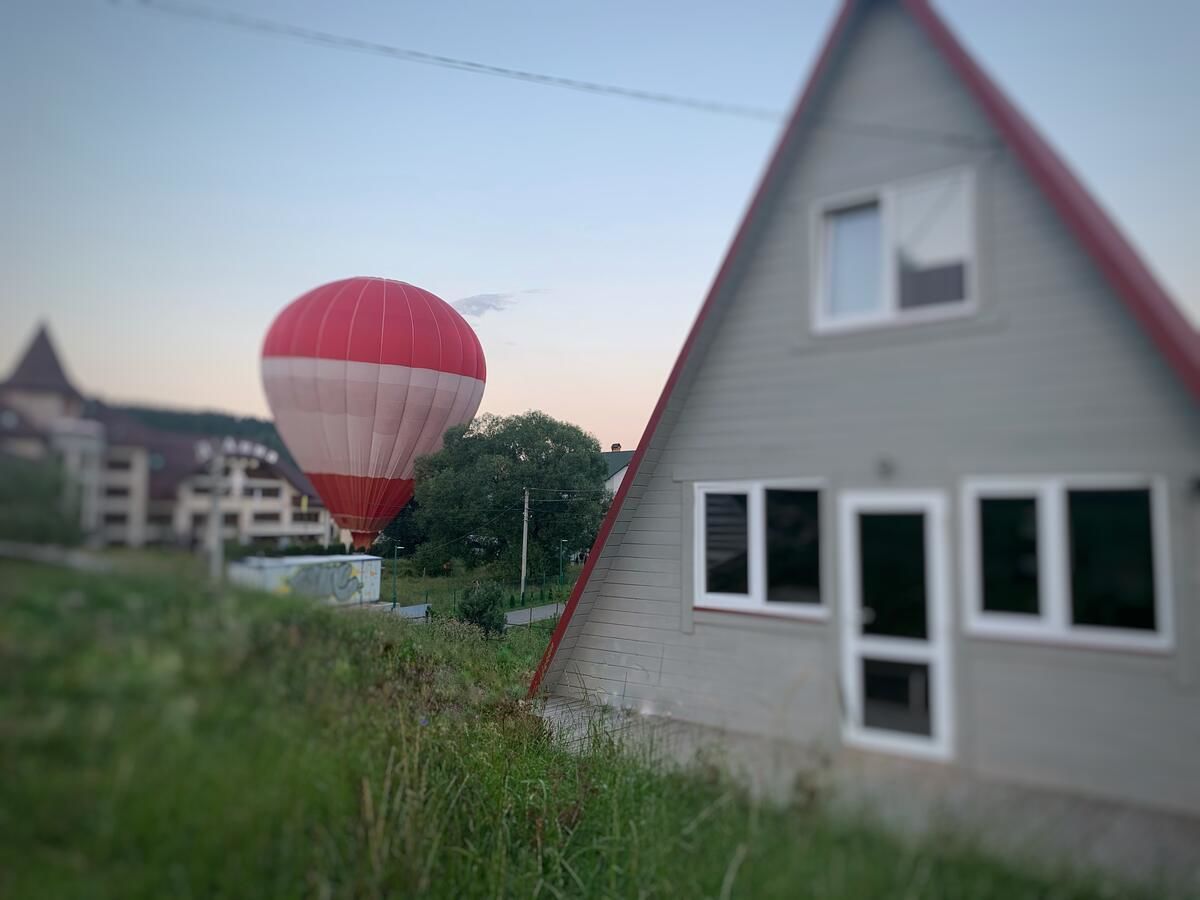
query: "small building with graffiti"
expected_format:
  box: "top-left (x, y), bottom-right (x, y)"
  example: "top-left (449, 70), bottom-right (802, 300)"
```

top-left (227, 554), bottom-right (382, 604)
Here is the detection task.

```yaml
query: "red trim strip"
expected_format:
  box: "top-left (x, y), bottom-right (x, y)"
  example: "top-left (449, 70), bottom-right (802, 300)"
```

top-left (527, 0), bottom-right (861, 699)
top-left (528, 0), bottom-right (1200, 699)
top-left (904, 0), bottom-right (1200, 400)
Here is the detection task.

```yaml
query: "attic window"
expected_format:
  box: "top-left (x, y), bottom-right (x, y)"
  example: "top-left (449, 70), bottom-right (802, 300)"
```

top-left (815, 170), bottom-right (974, 332)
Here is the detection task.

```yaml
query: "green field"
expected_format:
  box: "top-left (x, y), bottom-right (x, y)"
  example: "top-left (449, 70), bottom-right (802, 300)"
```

top-left (0, 559), bottom-right (1142, 898)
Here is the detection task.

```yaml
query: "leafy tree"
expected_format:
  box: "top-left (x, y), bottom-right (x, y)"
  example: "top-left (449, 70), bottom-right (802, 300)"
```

top-left (412, 411), bottom-right (606, 577)
top-left (379, 500), bottom-right (426, 555)
top-left (456, 581), bottom-right (507, 636)
top-left (0, 454), bottom-right (83, 546)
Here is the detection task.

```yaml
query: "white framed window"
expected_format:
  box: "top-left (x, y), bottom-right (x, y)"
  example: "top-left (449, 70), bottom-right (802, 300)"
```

top-left (694, 480), bottom-right (826, 620)
top-left (813, 169), bottom-right (975, 333)
top-left (961, 476), bottom-right (1173, 652)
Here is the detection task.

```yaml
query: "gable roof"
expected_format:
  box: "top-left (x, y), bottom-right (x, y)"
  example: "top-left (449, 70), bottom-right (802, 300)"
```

top-left (602, 449), bottom-right (635, 479)
top-left (1, 324), bottom-right (84, 402)
top-left (529, 0), bottom-right (1200, 698)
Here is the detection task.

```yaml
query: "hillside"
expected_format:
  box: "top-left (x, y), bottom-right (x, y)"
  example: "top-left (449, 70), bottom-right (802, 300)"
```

top-left (0, 558), bottom-right (1139, 899)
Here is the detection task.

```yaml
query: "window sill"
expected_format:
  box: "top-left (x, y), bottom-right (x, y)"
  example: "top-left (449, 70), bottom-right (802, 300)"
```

top-left (964, 622), bottom-right (1172, 655)
top-left (694, 603), bottom-right (829, 623)
top-left (811, 300), bottom-right (978, 337)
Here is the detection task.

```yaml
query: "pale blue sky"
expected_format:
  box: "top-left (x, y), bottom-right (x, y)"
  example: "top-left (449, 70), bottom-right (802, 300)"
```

top-left (2, 0), bottom-right (1196, 444)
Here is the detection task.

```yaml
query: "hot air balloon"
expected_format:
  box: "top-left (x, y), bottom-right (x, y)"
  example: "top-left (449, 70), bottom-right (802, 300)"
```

top-left (261, 277), bottom-right (486, 549)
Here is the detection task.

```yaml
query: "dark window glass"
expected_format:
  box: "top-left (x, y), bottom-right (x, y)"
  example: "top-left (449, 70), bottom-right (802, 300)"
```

top-left (192, 514), bottom-right (207, 528)
top-left (766, 490), bottom-right (820, 603)
top-left (261, 486), bottom-right (280, 498)
top-left (859, 512), bottom-right (927, 638)
top-left (980, 497), bottom-right (1039, 615)
top-left (1069, 489), bottom-right (1156, 631)
top-left (254, 512), bottom-right (281, 523)
top-left (104, 486), bottom-right (130, 498)
top-left (103, 513), bottom-right (127, 525)
top-left (105, 458), bottom-right (131, 471)
top-left (223, 513), bottom-right (239, 525)
top-left (862, 658), bottom-right (931, 736)
top-left (705, 493), bottom-right (748, 594)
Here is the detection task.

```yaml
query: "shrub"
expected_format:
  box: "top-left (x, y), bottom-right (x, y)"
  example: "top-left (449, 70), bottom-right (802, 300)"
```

top-left (0, 454), bottom-right (83, 546)
top-left (456, 580), bottom-right (507, 637)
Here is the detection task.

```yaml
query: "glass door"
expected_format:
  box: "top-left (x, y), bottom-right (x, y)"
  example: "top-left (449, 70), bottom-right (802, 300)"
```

top-left (838, 492), bottom-right (953, 760)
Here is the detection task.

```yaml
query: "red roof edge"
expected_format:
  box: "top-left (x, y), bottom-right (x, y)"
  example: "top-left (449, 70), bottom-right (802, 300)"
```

top-left (529, 0), bottom-right (1200, 699)
top-left (526, 0), bottom-right (861, 699)
top-left (904, 0), bottom-right (1200, 399)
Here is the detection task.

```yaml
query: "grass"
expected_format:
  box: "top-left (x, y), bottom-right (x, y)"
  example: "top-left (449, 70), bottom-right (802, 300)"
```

top-left (0, 559), bottom-right (1145, 899)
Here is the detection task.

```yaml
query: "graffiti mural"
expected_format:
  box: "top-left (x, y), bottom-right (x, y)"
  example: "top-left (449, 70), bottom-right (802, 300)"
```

top-left (288, 561), bottom-right (363, 603)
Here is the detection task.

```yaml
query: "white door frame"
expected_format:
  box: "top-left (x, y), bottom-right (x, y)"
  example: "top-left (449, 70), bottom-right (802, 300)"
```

top-left (838, 490), bottom-right (954, 761)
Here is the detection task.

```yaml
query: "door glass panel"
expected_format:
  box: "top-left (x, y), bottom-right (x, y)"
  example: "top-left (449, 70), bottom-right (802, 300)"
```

top-left (859, 512), bottom-right (927, 638)
top-left (862, 658), bottom-right (931, 736)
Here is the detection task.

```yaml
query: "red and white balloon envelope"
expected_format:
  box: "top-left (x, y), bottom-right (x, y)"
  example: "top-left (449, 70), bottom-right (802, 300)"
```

top-left (261, 277), bottom-right (486, 549)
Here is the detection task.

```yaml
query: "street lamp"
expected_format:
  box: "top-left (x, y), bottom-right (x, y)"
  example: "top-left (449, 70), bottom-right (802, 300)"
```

top-left (559, 539), bottom-right (567, 587)
top-left (391, 542), bottom-right (405, 610)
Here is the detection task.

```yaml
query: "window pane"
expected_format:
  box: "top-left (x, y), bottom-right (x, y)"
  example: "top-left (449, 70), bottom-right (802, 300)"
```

top-left (859, 512), bottom-right (927, 638)
top-left (980, 497), bottom-right (1039, 615)
top-left (766, 489), bottom-right (820, 603)
top-left (896, 174), bottom-right (969, 309)
top-left (825, 203), bottom-right (883, 319)
top-left (1069, 489), bottom-right (1156, 631)
top-left (705, 493), bottom-right (748, 594)
top-left (862, 658), bottom-right (931, 736)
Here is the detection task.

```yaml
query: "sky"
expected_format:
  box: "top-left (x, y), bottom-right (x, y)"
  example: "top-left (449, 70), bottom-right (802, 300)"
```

top-left (2, 0), bottom-right (1197, 447)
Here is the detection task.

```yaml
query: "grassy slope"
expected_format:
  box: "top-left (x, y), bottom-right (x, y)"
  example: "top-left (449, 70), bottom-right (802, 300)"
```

top-left (0, 561), bottom-right (1136, 899)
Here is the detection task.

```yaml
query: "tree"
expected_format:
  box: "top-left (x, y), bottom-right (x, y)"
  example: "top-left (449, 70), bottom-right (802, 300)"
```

top-left (379, 499), bottom-right (426, 555)
top-left (0, 454), bottom-right (83, 546)
top-left (456, 581), bottom-right (507, 637)
top-left (412, 411), bottom-right (607, 577)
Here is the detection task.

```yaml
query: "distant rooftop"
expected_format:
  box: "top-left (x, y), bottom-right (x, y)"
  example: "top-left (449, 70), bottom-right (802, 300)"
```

top-left (1, 324), bottom-right (83, 402)
top-left (601, 449), bottom-right (634, 479)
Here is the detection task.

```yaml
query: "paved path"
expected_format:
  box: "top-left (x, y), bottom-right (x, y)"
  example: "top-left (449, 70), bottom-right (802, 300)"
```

top-left (367, 601), bottom-right (562, 626)
top-left (506, 602), bottom-right (563, 628)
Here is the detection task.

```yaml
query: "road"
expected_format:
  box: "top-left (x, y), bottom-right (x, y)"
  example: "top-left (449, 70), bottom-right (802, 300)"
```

top-left (505, 602), bottom-right (563, 627)
top-left (373, 601), bottom-right (563, 627)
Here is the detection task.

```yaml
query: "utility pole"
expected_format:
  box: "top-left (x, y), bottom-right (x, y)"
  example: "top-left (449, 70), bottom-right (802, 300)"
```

top-left (559, 539), bottom-right (566, 587)
top-left (519, 487), bottom-right (530, 605)
top-left (207, 449), bottom-right (224, 583)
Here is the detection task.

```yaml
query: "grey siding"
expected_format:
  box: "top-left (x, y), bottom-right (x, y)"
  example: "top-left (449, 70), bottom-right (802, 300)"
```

top-left (543, 2), bottom-right (1200, 816)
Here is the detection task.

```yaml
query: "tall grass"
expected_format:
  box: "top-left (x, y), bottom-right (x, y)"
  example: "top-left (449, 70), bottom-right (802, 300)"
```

top-left (0, 561), bottom-right (1138, 898)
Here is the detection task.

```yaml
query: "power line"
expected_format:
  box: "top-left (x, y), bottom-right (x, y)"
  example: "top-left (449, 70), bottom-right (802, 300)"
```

top-left (124, 0), bottom-right (783, 122)
top-left (123, 1), bottom-right (1000, 148)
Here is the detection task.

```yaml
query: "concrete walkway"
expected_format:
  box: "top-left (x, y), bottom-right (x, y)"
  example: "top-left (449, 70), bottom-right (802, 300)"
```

top-left (505, 602), bottom-right (563, 628)
top-left (368, 601), bottom-right (561, 626)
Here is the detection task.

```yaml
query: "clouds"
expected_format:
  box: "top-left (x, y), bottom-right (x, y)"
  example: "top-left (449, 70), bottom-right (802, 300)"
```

top-left (453, 292), bottom-right (515, 317)
top-left (453, 288), bottom-right (548, 317)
